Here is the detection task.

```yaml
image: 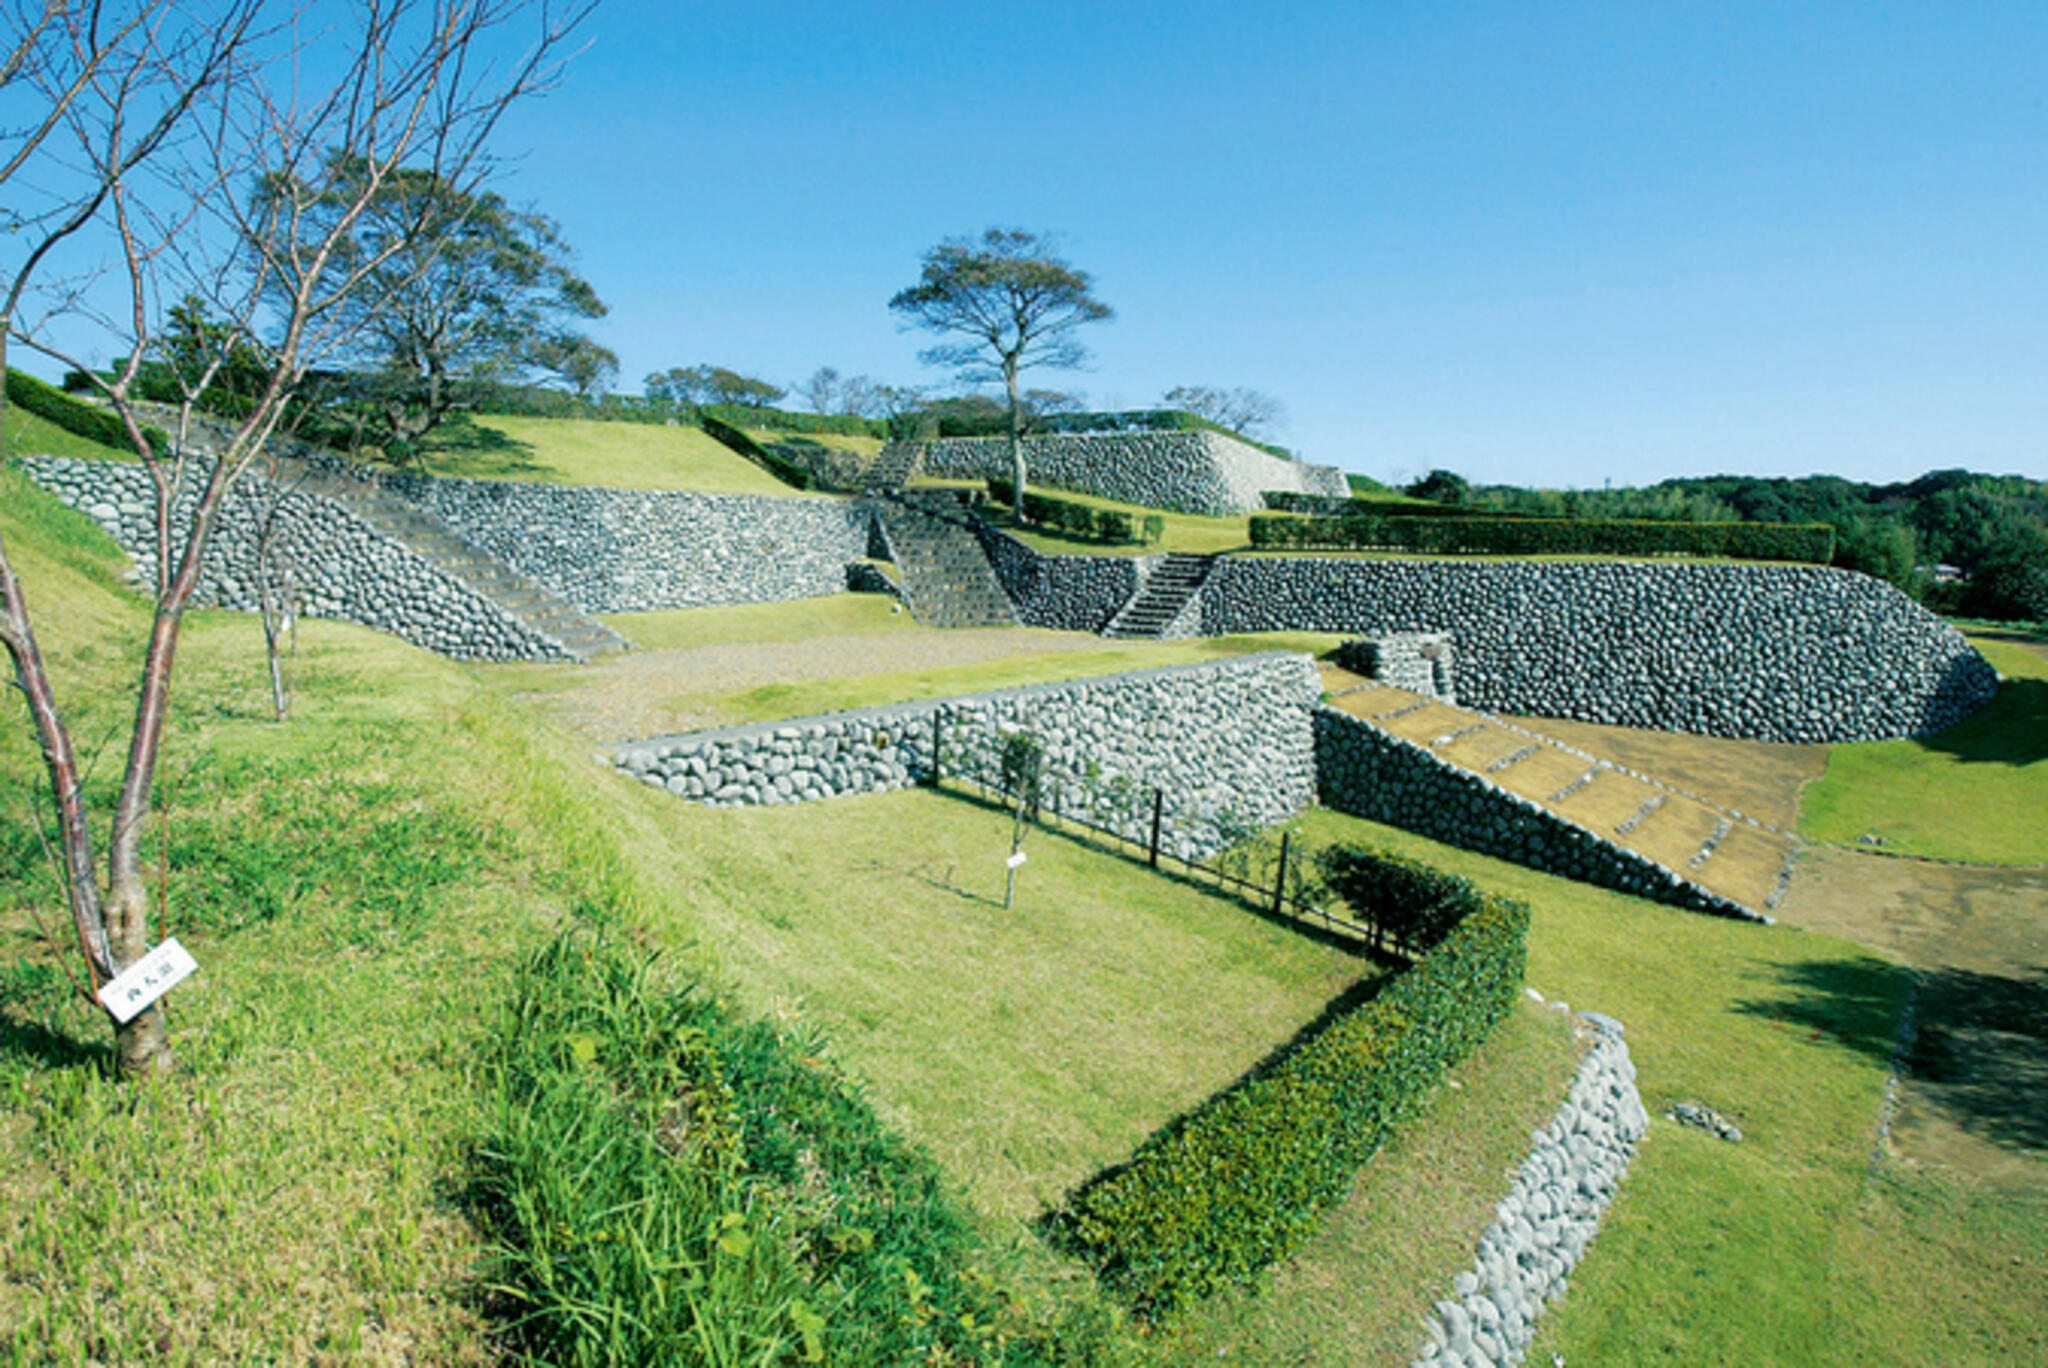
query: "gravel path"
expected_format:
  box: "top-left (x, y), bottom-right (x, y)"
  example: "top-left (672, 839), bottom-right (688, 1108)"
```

top-left (508, 626), bottom-right (1139, 744)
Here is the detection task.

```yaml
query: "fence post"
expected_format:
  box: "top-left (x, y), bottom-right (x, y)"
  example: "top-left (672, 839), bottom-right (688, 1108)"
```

top-left (928, 710), bottom-right (943, 787)
top-left (1149, 789), bottom-right (1164, 868)
top-left (1273, 832), bottom-right (1290, 916)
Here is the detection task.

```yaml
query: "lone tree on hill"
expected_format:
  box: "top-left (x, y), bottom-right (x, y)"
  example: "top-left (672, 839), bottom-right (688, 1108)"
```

top-left (889, 228), bottom-right (1112, 518)
top-left (302, 164), bottom-right (614, 457)
top-left (1160, 384), bottom-right (1286, 442)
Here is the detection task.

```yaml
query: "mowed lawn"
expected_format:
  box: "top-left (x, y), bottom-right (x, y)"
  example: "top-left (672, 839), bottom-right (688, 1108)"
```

top-left (1801, 629), bottom-right (2048, 864)
top-left (411, 412), bottom-right (812, 494)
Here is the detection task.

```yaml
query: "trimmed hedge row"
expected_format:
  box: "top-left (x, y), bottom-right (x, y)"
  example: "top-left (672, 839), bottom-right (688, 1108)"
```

top-left (6, 369), bottom-right (168, 458)
top-left (1249, 510), bottom-right (1836, 563)
top-left (699, 414), bottom-right (814, 490)
top-left (900, 407), bottom-right (1293, 460)
top-left (1054, 870), bottom-right (1528, 1317)
top-left (988, 477), bottom-right (1164, 545)
top-left (1263, 491), bottom-right (1544, 519)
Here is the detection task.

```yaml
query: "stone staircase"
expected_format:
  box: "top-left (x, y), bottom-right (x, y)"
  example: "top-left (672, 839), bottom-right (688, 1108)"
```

top-left (300, 470), bottom-right (632, 660)
top-left (1321, 666), bottom-right (1799, 916)
top-left (870, 491), bottom-right (1017, 628)
top-left (864, 442), bottom-right (922, 491)
top-left (138, 407), bottom-right (629, 661)
top-left (1103, 553), bottom-right (1218, 639)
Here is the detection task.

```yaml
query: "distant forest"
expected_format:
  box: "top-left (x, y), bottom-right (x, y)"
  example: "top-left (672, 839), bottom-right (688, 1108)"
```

top-left (1453, 469), bottom-right (2046, 624)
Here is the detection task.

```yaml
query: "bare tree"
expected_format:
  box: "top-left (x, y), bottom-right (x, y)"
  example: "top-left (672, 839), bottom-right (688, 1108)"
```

top-left (889, 228), bottom-right (1112, 517)
top-left (0, 0), bottom-right (596, 1075)
top-left (1161, 384), bottom-right (1287, 442)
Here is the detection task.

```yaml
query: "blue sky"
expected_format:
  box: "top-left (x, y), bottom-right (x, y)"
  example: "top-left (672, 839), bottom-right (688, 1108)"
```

top-left (34, 1), bottom-right (2048, 488)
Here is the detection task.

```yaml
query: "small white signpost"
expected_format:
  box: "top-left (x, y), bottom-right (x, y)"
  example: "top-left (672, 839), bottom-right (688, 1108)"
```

top-left (96, 938), bottom-right (198, 1024)
top-left (1005, 851), bottom-right (1028, 870)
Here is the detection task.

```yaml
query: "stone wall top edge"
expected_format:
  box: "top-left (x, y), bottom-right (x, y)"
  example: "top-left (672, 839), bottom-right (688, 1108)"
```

top-left (615, 650), bottom-right (1320, 754)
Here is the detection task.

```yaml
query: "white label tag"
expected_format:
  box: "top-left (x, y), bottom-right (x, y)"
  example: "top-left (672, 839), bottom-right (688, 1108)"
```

top-left (1006, 850), bottom-right (1028, 869)
top-left (97, 938), bottom-right (198, 1024)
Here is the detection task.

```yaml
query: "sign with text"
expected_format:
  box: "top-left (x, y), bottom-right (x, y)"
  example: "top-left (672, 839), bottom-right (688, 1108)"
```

top-left (96, 938), bottom-right (198, 1024)
top-left (1006, 850), bottom-right (1028, 869)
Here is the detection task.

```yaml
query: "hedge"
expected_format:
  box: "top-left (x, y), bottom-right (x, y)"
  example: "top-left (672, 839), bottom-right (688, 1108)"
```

top-left (6, 369), bottom-right (169, 458)
top-left (896, 407), bottom-right (1294, 460)
top-left (1262, 490), bottom-right (1548, 519)
top-left (1248, 510), bottom-right (1836, 563)
top-left (699, 415), bottom-right (814, 490)
top-left (1053, 869), bottom-right (1528, 1316)
top-left (988, 477), bottom-right (1163, 545)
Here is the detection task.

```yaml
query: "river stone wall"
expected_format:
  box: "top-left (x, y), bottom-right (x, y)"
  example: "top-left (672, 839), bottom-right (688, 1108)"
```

top-left (613, 653), bottom-right (1321, 861)
top-left (383, 474), bottom-right (871, 613)
top-left (1207, 558), bottom-right (1998, 743)
top-left (896, 430), bottom-right (1348, 516)
top-left (1315, 709), bottom-right (1763, 920)
top-left (21, 456), bottom-right (562, 661)
top-left (977, 524), bottom-right (1139, 632)
top-left (1414, 1012), bottom-right (1647, 1368)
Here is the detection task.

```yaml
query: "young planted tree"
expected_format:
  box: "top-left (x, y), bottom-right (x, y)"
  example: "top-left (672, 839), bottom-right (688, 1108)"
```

top-left (0, 0), bottom-right (595, 1075)
top-left (889, 228), bottom-right (1112, 518)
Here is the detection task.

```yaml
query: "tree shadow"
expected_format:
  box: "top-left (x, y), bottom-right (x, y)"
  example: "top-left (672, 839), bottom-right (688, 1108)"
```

top-left (0, 1008), bottom-right (110, 1072)
top-left (1735, 957), bottom-right (2048, 1155)
top-left (415, 414), bottom-right (541, 478)
top-left (1912, 675), bottom-right (2048, 768)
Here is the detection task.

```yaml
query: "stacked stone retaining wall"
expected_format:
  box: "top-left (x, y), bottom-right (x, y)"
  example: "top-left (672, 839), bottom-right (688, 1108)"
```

top-left (21, 456), bottom-right (562, 660)
top-left (977, 524), bottom-right (1139, 632)
top-left (899, 430), bottom-right (1347, 515)
top-left (385, 474), bottom-right (871, 613)
top-left (1315, 708), bottom-right (1763, 920)
top-left (1208, 557), bottom-right (1997, 743)
top-left (614, 653), bottom-right (1321, 861)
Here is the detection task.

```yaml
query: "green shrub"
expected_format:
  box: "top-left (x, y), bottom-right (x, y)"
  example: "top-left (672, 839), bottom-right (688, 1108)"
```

top-left (987, 478), bottom-right (1160, 544)
top-left (5, 369), bottom-right (168, 458)
top-left (1316, 845), bottom-right (1473, 954)
top-left (700, 415), bottom-right (814, 490)
top-left (1053, 881), bottom-right (1528, 1316)
top-left (1248, 510), bottom-right (1836, 563)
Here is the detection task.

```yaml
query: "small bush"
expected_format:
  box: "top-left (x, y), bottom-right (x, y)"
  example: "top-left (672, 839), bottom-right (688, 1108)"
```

top-left (987, 478), bottom-right (1160, 544)
top-left (1053, 873), bottom-right (1528, 1317)
top-left (1248, 509), bottom-right (1836, 563)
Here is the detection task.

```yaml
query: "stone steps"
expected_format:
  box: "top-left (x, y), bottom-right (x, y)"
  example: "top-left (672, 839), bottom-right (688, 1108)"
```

top-left (870, 491), bottom-right (1016, 628)
top-left (1103, 553), bottom-right (1217, 638)
top-left (1319, 666), bottom-right (1797, 917)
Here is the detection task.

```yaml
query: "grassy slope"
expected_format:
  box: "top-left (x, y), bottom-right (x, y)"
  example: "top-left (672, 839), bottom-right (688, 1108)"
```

top-left (1800, 631), bottom-right (2048, 864)
top-left (595, 594), bottom-right (925, 651)
top-left (664, 631), bottom-right (1346, 725)
top-left (3, 403), bottom-right (137, 460)
top-left (410, 412), bottom-right (808, 494)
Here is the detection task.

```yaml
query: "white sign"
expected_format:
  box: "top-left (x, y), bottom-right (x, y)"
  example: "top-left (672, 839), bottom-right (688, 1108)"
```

top-left (1005, 850), bottom-right (1028, 869)
top-left (96, 938), bottom-right (198, 1024)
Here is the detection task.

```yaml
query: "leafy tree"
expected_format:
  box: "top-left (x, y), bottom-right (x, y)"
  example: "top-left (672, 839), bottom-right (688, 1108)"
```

top-left (1160, 384), bottom-right (1287, 440)
top-left (644, 364), bottom-right (786, 410)
top-left (889, 228), bottom-right (1112, 517)
top-left (1406, 469), bottom-right (1471, 506)
top-left (289, 162), bottom-right (610, 457)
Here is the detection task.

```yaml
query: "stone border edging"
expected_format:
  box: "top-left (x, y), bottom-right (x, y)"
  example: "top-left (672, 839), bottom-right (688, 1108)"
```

top-left (1413, 1008), bottom-right (1647, 1368)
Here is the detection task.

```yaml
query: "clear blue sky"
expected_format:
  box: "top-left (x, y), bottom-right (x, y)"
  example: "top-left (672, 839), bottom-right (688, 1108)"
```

top-left (48, 1), bottom-right (2048, 489)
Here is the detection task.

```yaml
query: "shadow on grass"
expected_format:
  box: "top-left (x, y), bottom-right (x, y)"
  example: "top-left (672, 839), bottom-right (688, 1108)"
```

top-left (416, 414), bottom-right (541, 478)
top-left (1736, 956), bottom-right (2048, 1155)
top-left (0, 1009), bottom-right (109, 1072)
top-left (929, 782), bottom-right (1399, 965)
top-left (1916, 677), bottom-right (2048, 769)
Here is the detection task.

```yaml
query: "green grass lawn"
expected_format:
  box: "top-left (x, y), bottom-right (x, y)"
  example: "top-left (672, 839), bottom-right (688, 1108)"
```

top-left (675, 631), bottom-right (1344, 725)
top-left (409, 411), bottom-right (814, 494)
top-left (597, 591), bottom-right (924, 651)
top-left (1800, 630), bottom-right (2048, 864)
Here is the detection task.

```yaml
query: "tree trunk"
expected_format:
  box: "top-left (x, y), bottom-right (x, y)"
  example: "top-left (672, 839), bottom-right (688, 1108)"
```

top-left (1004, 355), bottom-right (1025, 526)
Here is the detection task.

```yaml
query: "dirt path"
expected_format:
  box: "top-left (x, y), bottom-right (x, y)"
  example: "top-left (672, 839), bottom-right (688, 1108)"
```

top-left (493, 626), bottom-right (1140, 745)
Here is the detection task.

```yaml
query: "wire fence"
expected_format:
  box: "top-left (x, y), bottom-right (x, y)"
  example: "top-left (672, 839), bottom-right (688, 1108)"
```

top-left (923, 710), bottom-right (1400, 955)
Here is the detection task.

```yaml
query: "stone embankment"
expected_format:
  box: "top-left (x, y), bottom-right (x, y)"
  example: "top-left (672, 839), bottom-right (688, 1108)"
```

top-left (385, 474), bottom-right (871, 613)
top-left (1413, 1010), bottom-right (1647, 1368)
top-left (22, 456), bottom-right (563, 661)
top-left (896, 429), bottom-right (1348, 515)
top-left (611, 653), bottom-right (1321, 861)
top-left (1204, 558), bottom-right (1997, 743)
